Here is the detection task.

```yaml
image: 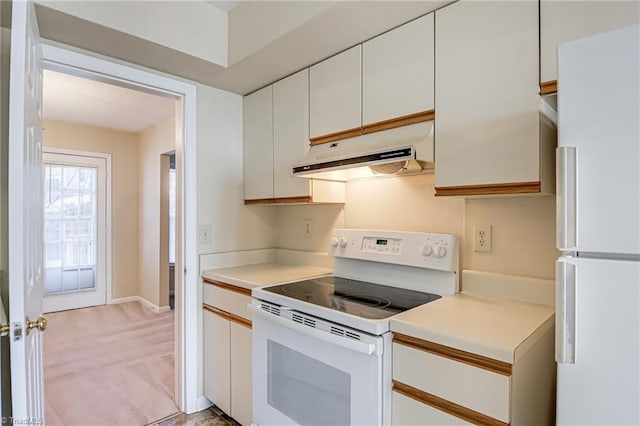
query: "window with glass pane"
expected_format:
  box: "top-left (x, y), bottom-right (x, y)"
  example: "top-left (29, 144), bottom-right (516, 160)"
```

top-left (44, 164), bottom-right (97, 294)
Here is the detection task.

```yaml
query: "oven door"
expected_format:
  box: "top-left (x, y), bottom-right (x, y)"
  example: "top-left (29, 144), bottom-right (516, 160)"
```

top-left (249, 301), bottom-right (385, 426)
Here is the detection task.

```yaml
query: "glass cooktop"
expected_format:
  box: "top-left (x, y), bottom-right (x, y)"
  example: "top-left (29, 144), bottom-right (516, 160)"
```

top-left (262, 276), bottom-right (441, 320)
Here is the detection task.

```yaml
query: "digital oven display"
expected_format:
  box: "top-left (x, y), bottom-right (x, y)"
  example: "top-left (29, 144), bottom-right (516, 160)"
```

top-left (376, 239), bottom-right (388, 246)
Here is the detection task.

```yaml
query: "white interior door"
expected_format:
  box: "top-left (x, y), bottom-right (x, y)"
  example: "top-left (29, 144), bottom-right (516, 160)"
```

top-left (42, 152), bottom-right (107, 313)
top-left (8, 0), bottom-right (46, 421)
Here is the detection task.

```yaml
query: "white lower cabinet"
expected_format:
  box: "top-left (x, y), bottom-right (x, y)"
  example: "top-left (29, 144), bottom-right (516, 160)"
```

top-left (229, 323), bottom-right (252, 426)
top-left (393, 343), bottom-right (510, 422)
top-left (390, 327), bottom-right (555, 425)
top-left (392, 392), bottom-right (472, 426)
top-left (203, 310), bottom-right (231, 414)
top-left (203, 279), bottom-right (252, 425)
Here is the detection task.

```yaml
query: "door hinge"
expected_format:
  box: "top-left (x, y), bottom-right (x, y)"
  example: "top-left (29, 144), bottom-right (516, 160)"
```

top-left (12, 322), bottom-right (23, 341)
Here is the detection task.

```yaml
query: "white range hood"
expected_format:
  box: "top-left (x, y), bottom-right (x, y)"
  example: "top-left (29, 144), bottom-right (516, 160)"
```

top-left (292, 121), bottom-right (434, 181)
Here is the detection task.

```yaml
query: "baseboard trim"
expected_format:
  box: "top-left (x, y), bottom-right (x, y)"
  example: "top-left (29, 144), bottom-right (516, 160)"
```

top-left (109, 296), bottom-right (140, 305)
top-left (139, 296), bottom-right (171, 313)
top-left (195, 395), bottom-right (213, 413)
top-left (110, 296), bottom-right (171, 313)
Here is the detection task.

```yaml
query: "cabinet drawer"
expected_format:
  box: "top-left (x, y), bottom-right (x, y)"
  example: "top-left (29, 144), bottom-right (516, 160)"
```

top-left (392, 390), bottom-right (472, 426)
top-left (393, 342), bottom-right (511, 423)
top-left (203, 280), bottom-right (252, 321)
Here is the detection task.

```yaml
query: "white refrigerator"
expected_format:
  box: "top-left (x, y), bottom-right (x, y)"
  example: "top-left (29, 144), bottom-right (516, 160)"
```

top-left (556, 24), bottom-right (640, 424)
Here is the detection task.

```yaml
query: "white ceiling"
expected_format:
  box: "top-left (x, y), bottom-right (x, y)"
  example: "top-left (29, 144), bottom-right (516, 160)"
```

top-left (36, 1), bottom-right (450, 95)
top-left (43, 69), bottom-right (177, 133)
top-left (205, 0), bottom-right (242, 12)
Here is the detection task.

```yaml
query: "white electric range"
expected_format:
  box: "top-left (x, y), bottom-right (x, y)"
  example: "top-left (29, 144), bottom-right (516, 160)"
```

top-left (250, 229), bottom-right (459, 426)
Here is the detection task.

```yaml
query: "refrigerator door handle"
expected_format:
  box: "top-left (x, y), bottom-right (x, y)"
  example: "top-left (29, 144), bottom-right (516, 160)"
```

top-left (556, 259), bottom-right (576, 364)
top-left (556, 146), bottom-right (577, 251)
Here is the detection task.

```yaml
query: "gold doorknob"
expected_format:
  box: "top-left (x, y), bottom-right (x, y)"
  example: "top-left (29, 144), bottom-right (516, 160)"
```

top-left (26, 316), bottom-right (47, 335)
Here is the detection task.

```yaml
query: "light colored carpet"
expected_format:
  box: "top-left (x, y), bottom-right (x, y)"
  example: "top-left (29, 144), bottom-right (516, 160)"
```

top-left (44, 302), bottom-right (179, 426)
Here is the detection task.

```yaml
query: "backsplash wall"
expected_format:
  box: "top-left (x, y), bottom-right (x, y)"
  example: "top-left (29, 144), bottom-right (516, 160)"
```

top-left (276, 173), bottom-right (558, 280)
top-left (464, 196), bottom-right (558, 279)
top-left (344, 174), bottom-right (465, 234)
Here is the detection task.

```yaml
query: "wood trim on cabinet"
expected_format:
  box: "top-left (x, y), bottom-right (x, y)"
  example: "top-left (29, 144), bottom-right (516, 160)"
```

top-left (308, 110), bottom-right (435, 146)
top-left (244, 196), bottom-right (314, 205)
top-left (309, 127), bottom-right (363, 146)
top-left (393, 333), bottom-right (512, 376)
top-left (393, 380), bottom-right (509, 426)
top-left (540, 80), bottom-right (558, 95)
top-left (203, 304), bottom-right (252, 329)
top-left (434, 181), bottom-right (541, 197)
top-left (362, 109), bottom-right (435, 134)
top-left (202, 278), bottom-right (252, 297)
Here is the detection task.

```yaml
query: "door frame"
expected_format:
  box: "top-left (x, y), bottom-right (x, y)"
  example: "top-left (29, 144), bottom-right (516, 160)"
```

top-left (41, 44), bottom-right (199, 413)
top-left (42, 147), bottom-right (111, 312)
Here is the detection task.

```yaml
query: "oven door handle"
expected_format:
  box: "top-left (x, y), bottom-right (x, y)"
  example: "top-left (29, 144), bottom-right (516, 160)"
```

top-left (248, 304), bottom-right (377, 356)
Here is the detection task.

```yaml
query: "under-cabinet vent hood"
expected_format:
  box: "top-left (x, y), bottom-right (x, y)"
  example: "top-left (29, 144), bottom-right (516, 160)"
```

top-left (292, 121), bottom-right (434, 181)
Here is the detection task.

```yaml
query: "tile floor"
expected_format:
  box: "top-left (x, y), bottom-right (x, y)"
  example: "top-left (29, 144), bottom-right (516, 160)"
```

top-left (152, 406), bottom-right (241, 426)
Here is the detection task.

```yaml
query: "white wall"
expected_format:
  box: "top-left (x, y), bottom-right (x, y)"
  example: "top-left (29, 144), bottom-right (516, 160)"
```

top-left (275, 173), bottom-right (557, 281)
top-left (464, 196), bottom-right (558, 279)
top-left (344, 174), bottom-right (465, 235)
top-left (138, 117), bottom-right (176, 308)
top-left (227, 1), bottom-right (333, 65)
top-left (194, 83), bottom-right (277, 399)
top-left (196, 84), bottom-right (277, 255)
top-left (37, 0), bottom-right (228, 66)
top-left (276, 204), bottom-right (344, 252)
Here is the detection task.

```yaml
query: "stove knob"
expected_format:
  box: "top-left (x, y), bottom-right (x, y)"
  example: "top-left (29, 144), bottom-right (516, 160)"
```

top-left (330, 237), bottom-right (339, 247)
top-left (420, 245), bottom-right (433, 256)
top-left (434, 246), bottom-right (447, 258)
top-left (338, 237), bottom-right (348, 248)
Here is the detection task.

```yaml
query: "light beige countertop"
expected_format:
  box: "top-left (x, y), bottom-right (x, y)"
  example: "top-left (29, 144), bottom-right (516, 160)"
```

top-left (390, 292), bottom-right (555, 363)
top-left (201, 263), bottom-right (332, 290)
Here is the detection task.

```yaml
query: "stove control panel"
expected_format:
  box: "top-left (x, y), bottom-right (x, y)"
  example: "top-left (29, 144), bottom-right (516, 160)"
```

top-left (329, 229), bottom-right (459, 272)
top-left (362, 236), bottom-right (402, 254)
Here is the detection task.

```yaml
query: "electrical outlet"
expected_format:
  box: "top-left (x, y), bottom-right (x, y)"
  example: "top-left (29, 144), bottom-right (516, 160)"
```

top-left (473, 224), bottom-right (492, 253)
top-left (199, 224), bottom-right (211, 245)
top-left (303, 219), bottom-right (313, 238)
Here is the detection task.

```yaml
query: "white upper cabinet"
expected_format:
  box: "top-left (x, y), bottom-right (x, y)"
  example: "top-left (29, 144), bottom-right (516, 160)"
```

top-left (243, 72), bottom-right (345, 204)
top-left (540, 0), bottom-right (640, 91)
top-left (243, 86), bottom-right (274, 200)
top-left (273, 69), bottom-right (312, 199)
top-left (362, 13), bottom-right (435, 127)
top-left (309, 45), bottom-right (362, 141)
top-left (434, 0), bottom-right (555, 196)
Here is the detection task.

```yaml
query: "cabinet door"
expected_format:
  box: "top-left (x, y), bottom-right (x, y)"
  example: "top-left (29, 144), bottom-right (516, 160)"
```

top-left (392, 391), bottom-right (473, 425)
top-left (541, 0), bottom-right (640, 86)
top-left (203, 310), bottom-right (231, 415)
top-left (362, 13), bottom-right (434, 126)
top-left (230, 322), bottom-right (252, 426)
top-left (243, 85), bottom-right (274, 200)
top-left (309, 45), bottom-right (362, 140)
top-left (273, 69), bottom-right (311, 198)
top-left (434, 0), bottom-right (540, 190)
